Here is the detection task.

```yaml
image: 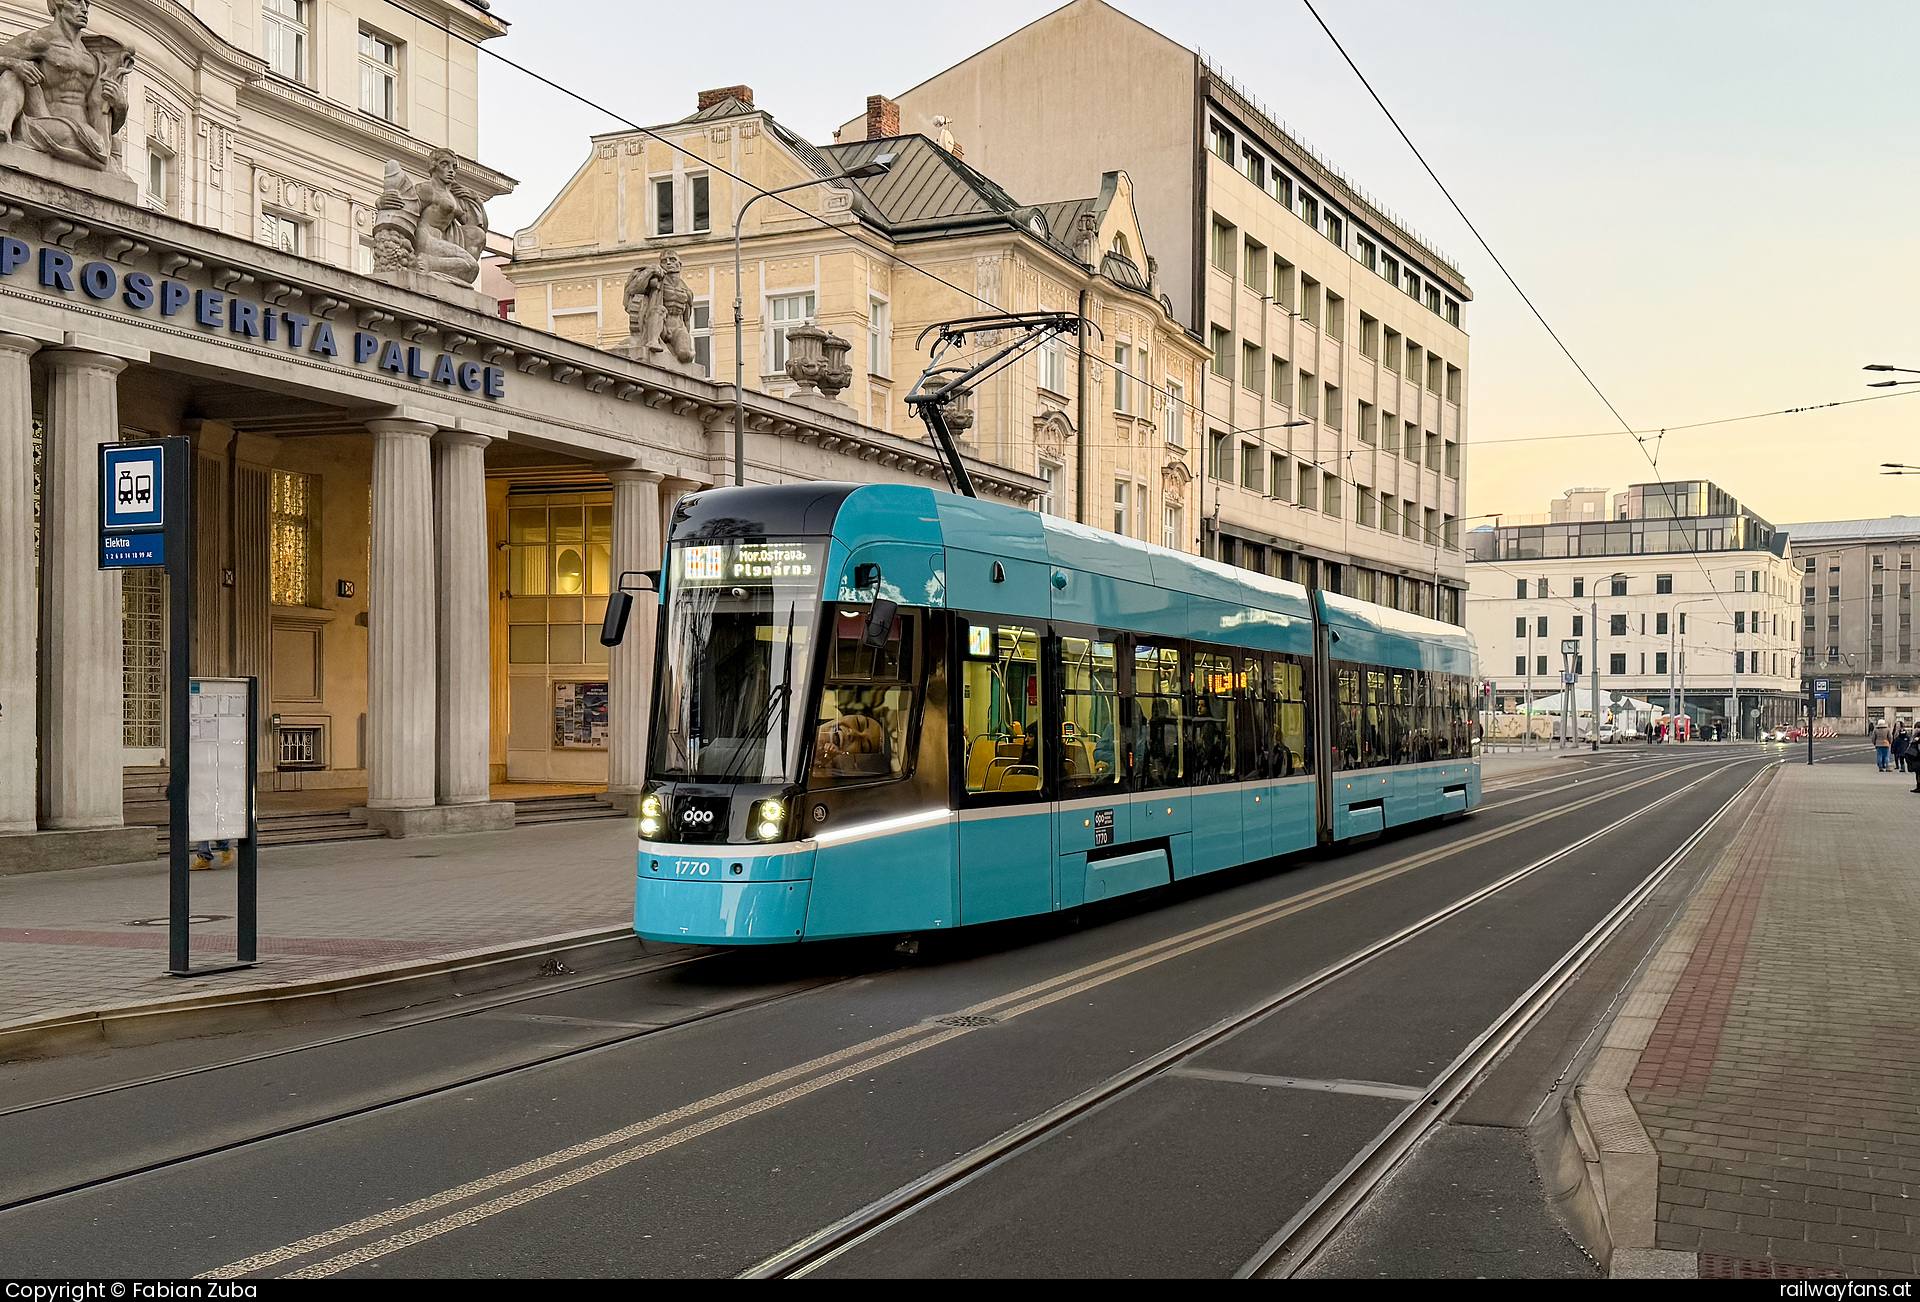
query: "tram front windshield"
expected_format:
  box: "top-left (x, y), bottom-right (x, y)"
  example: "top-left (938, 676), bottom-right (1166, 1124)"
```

top-left (650, 539), bottom-right (824, 784)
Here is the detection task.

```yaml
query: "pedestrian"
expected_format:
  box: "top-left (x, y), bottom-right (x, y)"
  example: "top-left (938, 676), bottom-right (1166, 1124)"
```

top-left (1897, 725), bottom-right (1912, 775)
top-left (1874, 717), bottom-right (1892, 771)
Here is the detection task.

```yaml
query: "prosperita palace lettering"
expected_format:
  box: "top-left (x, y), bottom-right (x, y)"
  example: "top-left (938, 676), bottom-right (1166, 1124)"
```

top-left (5, 239), bottom-right (507, 399)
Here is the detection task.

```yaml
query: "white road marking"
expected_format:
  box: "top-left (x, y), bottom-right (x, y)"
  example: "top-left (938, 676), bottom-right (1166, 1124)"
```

top-left (1167, 1066), bottom-right (1427, 1101)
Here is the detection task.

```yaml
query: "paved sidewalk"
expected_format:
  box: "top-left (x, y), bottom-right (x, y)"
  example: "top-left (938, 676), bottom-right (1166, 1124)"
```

top-left (0, 817), bottom-right (638, 1030)
top-left (1599, 753), bottom-right (1920, 1277)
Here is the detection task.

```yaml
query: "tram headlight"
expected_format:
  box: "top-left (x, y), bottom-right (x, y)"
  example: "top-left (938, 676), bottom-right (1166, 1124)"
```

top-left (751, 797), bottom-right (786, 842)
top-left (638, 790), bottom-right (664, 840)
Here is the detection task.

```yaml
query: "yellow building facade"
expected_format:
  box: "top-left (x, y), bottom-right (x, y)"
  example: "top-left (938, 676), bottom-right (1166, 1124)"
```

top-left (506, 89), bottom-right (1209, 551)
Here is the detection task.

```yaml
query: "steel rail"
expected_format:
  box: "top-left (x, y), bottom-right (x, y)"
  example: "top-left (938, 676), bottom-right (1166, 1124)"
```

top-left (745, 757), bottom-right (1770, 1279)
top-left (1238, 757), bottom-right (1778, 1277)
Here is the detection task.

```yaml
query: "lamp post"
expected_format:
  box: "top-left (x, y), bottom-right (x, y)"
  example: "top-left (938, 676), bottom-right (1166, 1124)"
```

top-left (731, 154), bottom-right (894, 486)
top-left (1667, 597), bottom-right (1717, 743)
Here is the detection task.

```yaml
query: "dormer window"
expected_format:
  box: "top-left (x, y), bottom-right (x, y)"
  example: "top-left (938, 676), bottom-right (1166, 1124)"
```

top-left (1110, 232), bottom-right (1130, 260)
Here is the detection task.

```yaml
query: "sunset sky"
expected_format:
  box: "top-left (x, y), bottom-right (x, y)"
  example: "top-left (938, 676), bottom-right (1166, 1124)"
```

top-left (482, 0), bottom-right (1920, 527)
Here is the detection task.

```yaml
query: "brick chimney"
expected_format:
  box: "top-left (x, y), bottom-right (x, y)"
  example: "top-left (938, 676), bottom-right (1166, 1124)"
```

top-left (865, 94), bottom-right (899, 141)
top-left (697, 85), bottom-right (753, 112)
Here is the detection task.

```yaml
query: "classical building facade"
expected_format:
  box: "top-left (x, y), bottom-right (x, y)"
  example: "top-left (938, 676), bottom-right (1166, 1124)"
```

top-left (1775, 516), bottom-right (1920, 730)
top-left (838, 0), bottom-right (1472, 622)
top-left (505, 88), bottom-right (1209, 553)
top-left (1466, 483), bottom-right (1801, 739)
top-left (0, 5), bottom-right (1036, 869)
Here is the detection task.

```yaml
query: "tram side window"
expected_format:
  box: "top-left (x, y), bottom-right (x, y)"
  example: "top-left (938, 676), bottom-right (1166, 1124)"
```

top-left (1058, 636), bottom-right (1121, 792)
top-left (1431, 672), bottom-right (1454, 760)
top-left (811, 609), bottom-right (917, 784)
top-left (960, 623), bottom-right (1046, 794)
top-left (1363, 669), bottom-right (1389, 768)
top-left (1334, 665), bottom-right (1361, 771)
top-left (1273, 655), bottom-right (1312, 776)
top-left (1387, 669), bottom-right (1413, 764)
top-left (1133, 641), bottom-right (1186, 789)
top-left (1189, 649), bottom-right (1237, 785)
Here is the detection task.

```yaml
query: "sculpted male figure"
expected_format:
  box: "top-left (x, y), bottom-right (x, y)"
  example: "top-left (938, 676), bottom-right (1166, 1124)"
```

top-left (623, 252), bottom-right (696, 366)
top-left (0, 0), bottom-right (131, 170)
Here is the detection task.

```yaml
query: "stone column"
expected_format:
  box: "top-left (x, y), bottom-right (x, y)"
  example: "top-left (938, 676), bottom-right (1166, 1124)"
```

top-left (432, 430), bottom-right (494, 806)
top-left (605, 467), bottom-right (663, 811)
top-left (38, 349), bottom-right (126, 830)
top-left (364, 418), bottom-right (437, 819)
top-left (0, 335), bottom-right (38, 833)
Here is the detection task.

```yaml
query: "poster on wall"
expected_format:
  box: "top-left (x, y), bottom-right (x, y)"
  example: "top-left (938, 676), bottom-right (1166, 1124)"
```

top-left (554, 680), bottom-right (609, 749)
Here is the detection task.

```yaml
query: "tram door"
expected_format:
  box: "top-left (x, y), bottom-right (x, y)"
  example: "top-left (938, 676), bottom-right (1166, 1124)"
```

top-left (955, 620), bottom-right (1054, 923)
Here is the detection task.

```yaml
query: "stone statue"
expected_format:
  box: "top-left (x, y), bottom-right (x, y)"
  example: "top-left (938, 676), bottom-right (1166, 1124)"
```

top-left (372, 149), bottom-right (487, 286)
top-left (0, 0), bottom-right (132, 172)
top-left (623, 252), bottom-right (697, 368)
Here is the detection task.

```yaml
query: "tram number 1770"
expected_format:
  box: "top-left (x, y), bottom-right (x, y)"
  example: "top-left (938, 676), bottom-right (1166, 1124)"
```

top-left (674, 860), bottom-right (715, 877)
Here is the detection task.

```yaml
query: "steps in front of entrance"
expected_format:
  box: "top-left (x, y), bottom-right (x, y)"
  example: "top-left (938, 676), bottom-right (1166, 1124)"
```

top-left (124, 771), bottom-right (627, 853)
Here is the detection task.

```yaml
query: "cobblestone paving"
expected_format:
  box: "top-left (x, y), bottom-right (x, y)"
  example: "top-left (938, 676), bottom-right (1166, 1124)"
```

top-left (0, 818), bottom-right (637, 1027)
top-left (1634, 757), bottom-right (1920, 1276)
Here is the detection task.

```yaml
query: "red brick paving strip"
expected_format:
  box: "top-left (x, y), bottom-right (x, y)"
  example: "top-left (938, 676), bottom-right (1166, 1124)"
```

top-left (1630, 798), bottom-right (1779, 1096)
top-left (1697, 1253), bottom-right (1842, 1279)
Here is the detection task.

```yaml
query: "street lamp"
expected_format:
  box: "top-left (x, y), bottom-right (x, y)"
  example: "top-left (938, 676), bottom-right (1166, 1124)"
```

top-left (731, 154), bottom-right (894, 486)
top-left (1667, 596), bottom-right (1717, 743)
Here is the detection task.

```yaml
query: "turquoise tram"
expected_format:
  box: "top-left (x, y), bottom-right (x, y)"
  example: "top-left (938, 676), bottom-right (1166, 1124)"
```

top-left (630, 482), bottom-right (1480, 944)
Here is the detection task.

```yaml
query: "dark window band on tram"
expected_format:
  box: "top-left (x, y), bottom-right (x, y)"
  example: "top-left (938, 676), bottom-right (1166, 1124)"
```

top-left (1331, 664), bottom-right (1479, 771)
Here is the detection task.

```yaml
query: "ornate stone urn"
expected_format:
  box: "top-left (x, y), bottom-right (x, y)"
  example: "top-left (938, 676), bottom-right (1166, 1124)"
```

top-left (818, 330), bottom-right (854, 401)
top-left (940, 388), bottom-right (975, 438)
top-left (783, 320), bottom-right (831, 394)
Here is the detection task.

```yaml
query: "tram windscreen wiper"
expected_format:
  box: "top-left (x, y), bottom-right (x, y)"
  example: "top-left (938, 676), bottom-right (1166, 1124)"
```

top-left (717, 604), bottom-right (797, 785)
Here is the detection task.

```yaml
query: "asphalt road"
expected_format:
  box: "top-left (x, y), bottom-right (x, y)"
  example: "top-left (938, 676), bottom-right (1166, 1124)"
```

top-left (0, 743), bottom-right (1811, 1278)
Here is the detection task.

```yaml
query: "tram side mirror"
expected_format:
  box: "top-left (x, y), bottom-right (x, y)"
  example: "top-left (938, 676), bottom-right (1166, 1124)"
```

top-left (861, 597), bottom-right (899, 651)
top-left (853, 562), bottom-right (882, 590)
top-left (600, 592), bottom-right (633, 647)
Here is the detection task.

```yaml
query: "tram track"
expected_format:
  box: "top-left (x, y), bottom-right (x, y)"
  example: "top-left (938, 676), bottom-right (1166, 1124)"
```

top-left (0, 749), bottom-right (1689, 1129)
top-left (744, 757), bottom-right (1774, 1279)
top-left (0, 751), bottom-right (1741, 1266)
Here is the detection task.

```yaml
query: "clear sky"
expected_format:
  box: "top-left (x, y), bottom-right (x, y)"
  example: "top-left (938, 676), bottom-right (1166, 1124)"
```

top-left (478, 0), bottom-right (1920, 527)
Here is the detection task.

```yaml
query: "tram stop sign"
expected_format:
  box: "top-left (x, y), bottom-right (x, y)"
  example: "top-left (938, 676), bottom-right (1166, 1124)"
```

top-left (1814, 678), bottom-right (1830, 700)
top-left (99, 443), bottom-right (166, 568)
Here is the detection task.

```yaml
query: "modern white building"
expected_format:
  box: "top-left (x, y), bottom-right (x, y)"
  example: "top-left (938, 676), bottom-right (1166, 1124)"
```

top-left (1467, 483), bottom-right (1801, 739)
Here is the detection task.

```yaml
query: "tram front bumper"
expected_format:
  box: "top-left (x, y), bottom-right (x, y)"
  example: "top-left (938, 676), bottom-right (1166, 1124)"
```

top-left (634, 844), bottom-right (815, 944)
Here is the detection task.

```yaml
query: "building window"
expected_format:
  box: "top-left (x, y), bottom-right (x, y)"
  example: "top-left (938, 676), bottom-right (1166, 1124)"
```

top-left (1300, 276), bottom-right (1320, 328)
top-left (358, 30), bottom-right (399, 122)
top-left (262, 0), bottom-right (308, 81)
top-left (1297, 464), bottom-right (1317, 511)
top-left (1325, 384), bottom-right (1342, 431)
top-left (768, 292), bottom-right (816, 371)
top-left (1536, 578), bottom-right (1549, 599)
top-left (1446, 299), bottom-right (1461, 327)
top-left (691, 301), bottom-right (712, 377)
top-left (1356, 236), bottom-right (1377, 273)
top-left (1209, 119), bottom-right (1234, 161)
top-left (1804, 556), bottom-right (1816, 572)
top-left (1323, 473), bottom-right (1341, 519)
top-left (1384, 328), bottom-right (1401, 372)
top-left (262, 212), bottom-right (302, 254)
top-left (1113, 480), bottom-right (1129, 536)
top-left (1445, 364), bottom-right (1462, 404)
top-left (1300, 372), bottom-right (1317, 419)
top-left (1573, 615), bottom-right (1584, 637)
top-left (1359, 314), bottom-right (1379, 359)
top-left (1164, 381), bottom-right (1184, 447)
top-left (1164, 504), bottom-right (1183, 551)
top-left (1211, 218), bottom-right (1236, 273)
top-left (1424, 431), bottom-right (1440, 471)
top-left (1444, 440), bottom-right (1459, 479)
top-left (1273, 256), bottom-right (1295, 310)
top-left (1037, 461), bottom-right (1058, 516)
top-left (1610, 576), bottom-right (1627, 597)
top-left (1403, 265), bottom-right (1420, 299)
top-left (1273, 358), bottom-right (1292, 407)
top-left (1735, 570), bottom-right (1746, 592)
top-left (146, 145), bottom-right (172, 213)
top-left (1239, 144), bottom-right (1265, 190)
top-left (1515, 656), bottom-right (1526, 676)
top-left (1381, 252), bottom-right (1399, 286)
top-left (1427, 354), bottom-right (1443, 395)
top-left (506, 496), bottom-right (613, 600)
top-left (1039, 334), bottom-right (1066, 396)
top-left (689, 175), bottom-right (710, 234)
top-left (1208, 430), bottom-right (1229, 480)
top-left (1734, 651), bottom-right (1746, 675)
top-left (1403, 422), bottom-right (1418, 463)
top-left (1425, 284), bottom-right (1442, 314)
top-left (652, 177), bottom-right (674, 236)
top-left (1243, 237), bottom-right (1266, 292)
top-left (269, 470), bottom-right (316, 607)
top-left (1326, 293), bottom-right (1345, 340)
top-left (1270, 453), bottom-right (1288, 501)
top-left (1515, 578), bottom-right (1527, 600)
top-left (1656, 652), bottom-right (1668, 675)
top-left (1114, 343), bottom-right (1135, 412)
top-left (1241, 342), bottom-right (1262, 395)
top-left (1324, 210), bottom-right (1343, 246)
top-left (1299, 192), bottom-right (1318, 230)
top-left (1537, 655), bottom-right (1548, 676)
top-left (866, 297), bottom-right (890, 377)
top-left (1358, 401), bottom-right (1376, 444)
top-left (1656, 574), bottom-right (1673, 594)
top-left (1359, 487), bottom-right (1377, 527)
top-left (1210, 326), bottom-right (1232, 381)
top-left (1611, 653), bottom-right (1628, 676)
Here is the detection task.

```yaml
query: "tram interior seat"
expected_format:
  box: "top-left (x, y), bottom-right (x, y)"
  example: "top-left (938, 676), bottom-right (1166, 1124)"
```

top-left (998, 765), bottom-right (1041, 792)
top-left (966, 736), bottom-right (997, 789)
